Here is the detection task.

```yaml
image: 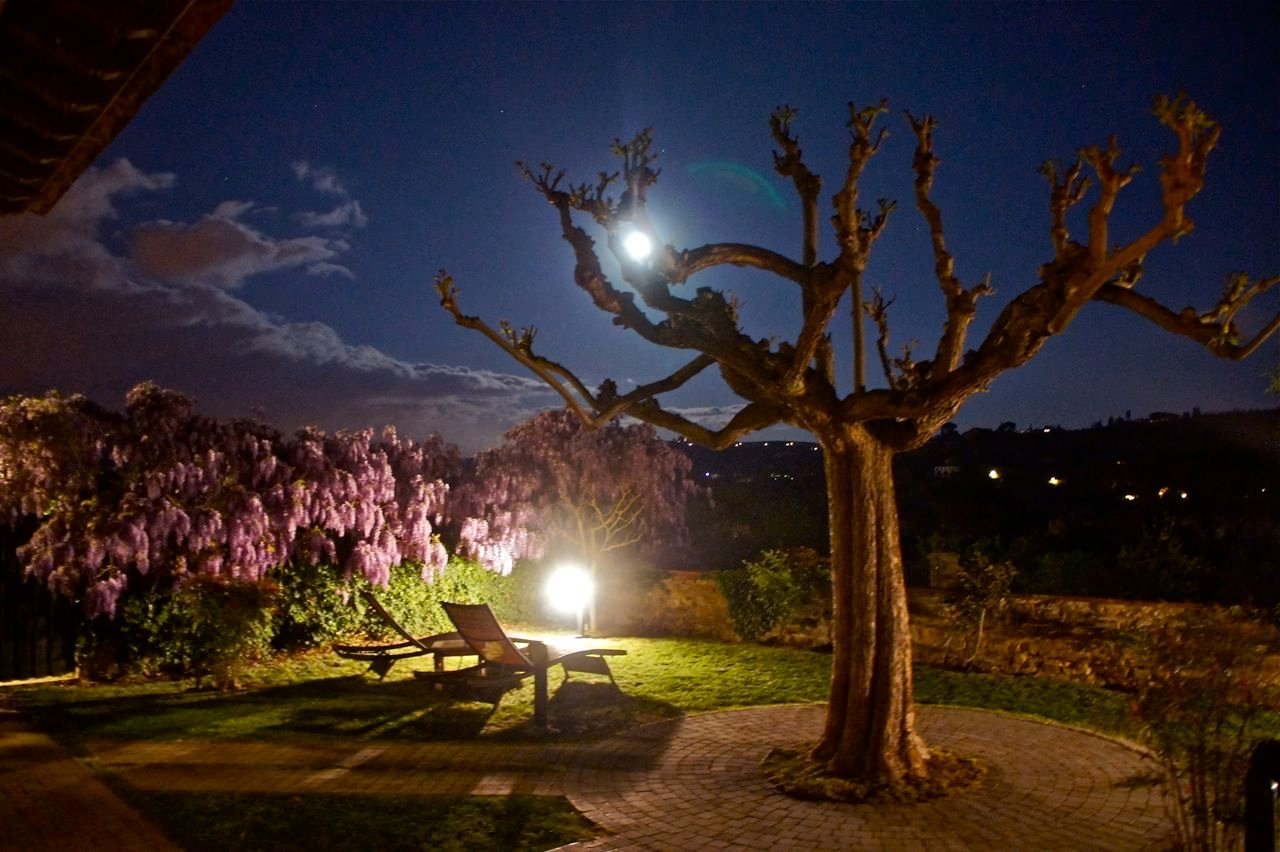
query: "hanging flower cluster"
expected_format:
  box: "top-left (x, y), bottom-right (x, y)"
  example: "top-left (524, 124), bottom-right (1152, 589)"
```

top-left (456, 409), bottom-right (702, 569)
top-left (0, 383), bottom-right (466, 617)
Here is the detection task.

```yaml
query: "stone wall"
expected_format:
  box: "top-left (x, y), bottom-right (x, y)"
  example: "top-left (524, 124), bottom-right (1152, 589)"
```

top-left (619, 572), bottom-right (1280, 690)
top-left (602, 570), bottom-right (737, 641)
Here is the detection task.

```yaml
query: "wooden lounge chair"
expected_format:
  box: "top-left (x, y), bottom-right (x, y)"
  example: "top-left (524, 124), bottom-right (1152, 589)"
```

top-left (414, 601), bottom-right (626, 729)
top-left (333, 591), bottom-right (471, 679)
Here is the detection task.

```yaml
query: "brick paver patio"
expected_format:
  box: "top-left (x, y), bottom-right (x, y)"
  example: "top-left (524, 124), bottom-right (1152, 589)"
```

top-left (4, 700), bottom-right (1173, 850)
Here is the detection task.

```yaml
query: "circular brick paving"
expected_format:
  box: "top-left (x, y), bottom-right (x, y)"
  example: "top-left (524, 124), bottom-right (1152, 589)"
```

top-left (559, 705), bottom-right (1173, 851)
top-left (84, 703), bottom-right (1175, 850)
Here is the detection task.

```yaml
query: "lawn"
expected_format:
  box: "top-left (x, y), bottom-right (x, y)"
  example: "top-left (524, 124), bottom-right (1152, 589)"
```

top-left (7, 634), bottom-right (1146, 850)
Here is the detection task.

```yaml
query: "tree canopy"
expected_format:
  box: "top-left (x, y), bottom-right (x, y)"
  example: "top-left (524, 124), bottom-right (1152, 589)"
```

top-left (457, 409), bottom-right (700, 572)
top-left (0, 383), bottom-right (461, 616)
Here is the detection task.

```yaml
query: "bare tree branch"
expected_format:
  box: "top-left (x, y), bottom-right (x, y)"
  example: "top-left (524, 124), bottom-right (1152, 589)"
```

top-left (867, 289), bottom-right (898, 390)
top-left (436, 272), bottom-right (599, 422)
top-left (770, 105), bottom-right (823, 268)
top-left (1038, 158), bottom-right (1090, 259)
top-left (1093, 274), bottom-right (1280, 359)
top-left (665, 242), bottom-right (808, 285)
top-left (1080, 134), bottom-right (1139, 264)
top-left (831, 100), bottom-right (891, 394)
top-left (592, 355), bottom-right (717, 420)
top-left (627, 398), bottom-right (788, 449)
top-left (905, 112), bottom-right (995, 379)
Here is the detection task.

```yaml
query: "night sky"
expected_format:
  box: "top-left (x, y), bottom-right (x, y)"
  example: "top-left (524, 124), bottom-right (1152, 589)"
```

top-left (2, 1), bottom-right (1276, 453)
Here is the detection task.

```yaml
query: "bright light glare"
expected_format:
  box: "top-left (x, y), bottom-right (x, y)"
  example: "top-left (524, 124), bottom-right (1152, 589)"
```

top-left (623, 230), bottom-right (652, 261)
top-left (1048, 476), bottom-right (1061, 486)
top-left (988, 469), bottom-right (1000, 480)
top-left (546, 563), bottom-right (593, 616)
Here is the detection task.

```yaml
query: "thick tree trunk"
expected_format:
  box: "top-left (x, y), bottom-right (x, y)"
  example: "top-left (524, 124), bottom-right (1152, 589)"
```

top-left (812, 428), bottom-right (929, 783)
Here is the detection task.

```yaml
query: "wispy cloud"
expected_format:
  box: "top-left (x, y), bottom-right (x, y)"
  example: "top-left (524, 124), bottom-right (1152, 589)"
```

top-left (0, 160), bottom-right (557, 452)
top-left (298, 200), bottom-right (368, 229)
top-left (290, 160), bottom-right (349, 196)
top-left (290, 160), bottom-right (368, 230)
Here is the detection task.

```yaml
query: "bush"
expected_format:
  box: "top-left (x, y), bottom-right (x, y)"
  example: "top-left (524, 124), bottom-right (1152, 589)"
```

top-left (1116, 521), bottom-right (1212, 602)
top-left (718, 548), bottom-right (827, 641)
top-left (1131, 608), bottom-right (1280, 850)
top-left (943, 547), bottom-right (1017, 665)
top-left (154, 575), bottom-right (279, 689)
top-left (271, 560), bottom-right (365, 650)
top-left (358, 557), bottom-right (517, 638)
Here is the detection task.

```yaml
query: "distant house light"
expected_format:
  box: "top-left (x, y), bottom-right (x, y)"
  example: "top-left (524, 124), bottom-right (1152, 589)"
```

top-left (988, 469), bottom-right (1000, 480)
top-left (1043, 427), bottom-right (1052, 433)
top-left (1180, 491), bottom-right (1189, 500)
top-left (1048, 476), bottom-right (1062, 486)
top-left (1158, 486), bottom-right (1170, 498)
top-left (1123, 494), bottom-right (1138, 501)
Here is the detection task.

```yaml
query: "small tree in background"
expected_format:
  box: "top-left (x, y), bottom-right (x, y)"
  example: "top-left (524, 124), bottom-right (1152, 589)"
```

top-left (943, 548), bottom-right (1017, 667)
top-left (457, 409), bottom-right (701, 630)
top-left (439, 96), bottom-right (1278, 786)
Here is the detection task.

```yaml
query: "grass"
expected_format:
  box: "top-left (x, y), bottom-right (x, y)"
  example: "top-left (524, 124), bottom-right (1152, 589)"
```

top-left (5, 634), bottom-right (1159, 851)
top-left (107, 786), bottom-right (594, 852)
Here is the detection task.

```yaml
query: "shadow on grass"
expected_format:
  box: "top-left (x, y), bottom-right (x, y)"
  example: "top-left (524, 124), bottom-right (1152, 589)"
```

top-left (11, 669), bottom-right (681, 752)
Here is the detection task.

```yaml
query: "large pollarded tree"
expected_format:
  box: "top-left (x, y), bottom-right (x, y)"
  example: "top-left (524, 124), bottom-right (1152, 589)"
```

top-left (438, 96), bottom-right (1278, 785)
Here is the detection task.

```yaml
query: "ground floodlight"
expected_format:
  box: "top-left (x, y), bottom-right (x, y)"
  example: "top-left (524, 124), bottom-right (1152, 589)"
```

top-left (546, 562), bottom-right (594, 635)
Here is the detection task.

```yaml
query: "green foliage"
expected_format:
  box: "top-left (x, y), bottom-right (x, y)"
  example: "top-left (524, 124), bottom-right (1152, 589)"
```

top-left (107, 577), bottom-right (279, 687)
top-left (1117, 521), bottom-right (1212, 601)
top-left (944, 548), bottom-right (1017, 626)
top-left (942, 546), bottom-right (1018, 666)
top-left (1014, 549), bottom-right (1096, 596)
top-left (157, 575), bottom-right (279, 690)
top-left (270, 560), bottom-right (365, 649)
top-left (717, 547), bottom-right (827, 640)
top-left (358, 558), bottom-right (517, 639)
top-left (1130, 608), bottom-right (1280, 850)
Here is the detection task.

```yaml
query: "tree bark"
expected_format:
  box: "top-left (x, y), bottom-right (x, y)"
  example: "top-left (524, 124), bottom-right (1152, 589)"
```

top-left (812, 427), bottom-right (929, 783)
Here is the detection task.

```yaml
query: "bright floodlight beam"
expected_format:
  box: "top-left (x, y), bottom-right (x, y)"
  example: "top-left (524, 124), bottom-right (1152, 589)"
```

top-left (622, 230), bottom-right (652, 262)
top-left (546, 562), bottom-right (594, 635)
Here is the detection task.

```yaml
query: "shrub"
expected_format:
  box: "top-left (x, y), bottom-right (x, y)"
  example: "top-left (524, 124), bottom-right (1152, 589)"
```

top-left (718, 548), bottom-right (827, 641)
top-left (270, 560), bottom-right (365, 650)
top-left (1116, 521), bottom-right (1212, 602)
top-left (943, 547), bottom-right (1017, 666)
top-left (358, 557), bottom-right (516, 638)
top-left (163, 575), bottom-right (279, 689)
top-left (1131, 608), bottom-right (1280, 850)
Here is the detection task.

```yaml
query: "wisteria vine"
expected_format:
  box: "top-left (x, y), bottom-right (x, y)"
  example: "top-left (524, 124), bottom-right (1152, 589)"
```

top-left (0, 383), bottom-right (464, 617)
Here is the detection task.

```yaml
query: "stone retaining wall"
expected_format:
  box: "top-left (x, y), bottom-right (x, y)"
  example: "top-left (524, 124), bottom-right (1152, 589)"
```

top-left (619, 571), bottom-right (1280, 690)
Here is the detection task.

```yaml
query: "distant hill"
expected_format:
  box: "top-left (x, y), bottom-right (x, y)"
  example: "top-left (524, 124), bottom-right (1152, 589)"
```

top-left (678, 409), bottom-right (1279, 606)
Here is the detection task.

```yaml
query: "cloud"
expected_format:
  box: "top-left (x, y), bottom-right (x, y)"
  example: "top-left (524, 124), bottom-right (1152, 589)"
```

top-left (291, 160), bottom-right (349, 196)
top-left (0, 159), bottom-right (173, 278)
top-left (667, 404), bottom-right (748, 428)
top-left (0, 160), bottom-right (558, 453)
top-left (297, 200), bottom-right (368, 229)
top-left (129, 202), bottom-right (352, 288)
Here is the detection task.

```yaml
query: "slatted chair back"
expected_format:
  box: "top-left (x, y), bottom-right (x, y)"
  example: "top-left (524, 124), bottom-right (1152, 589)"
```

top-left (441, 602), bottom-right (534, 669)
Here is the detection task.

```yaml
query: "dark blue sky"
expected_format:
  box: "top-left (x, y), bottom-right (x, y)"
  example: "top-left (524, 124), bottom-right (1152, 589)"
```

top-left (2, 1), bottom-right (1276, 451)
